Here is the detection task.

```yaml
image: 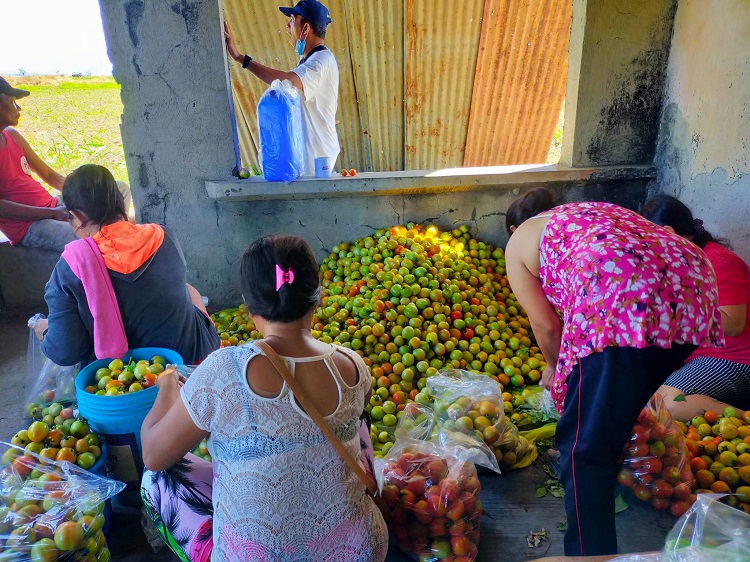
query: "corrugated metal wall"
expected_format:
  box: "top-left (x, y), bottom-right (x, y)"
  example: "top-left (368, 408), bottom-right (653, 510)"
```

top-left (222, 0), bottom-right (571, 171)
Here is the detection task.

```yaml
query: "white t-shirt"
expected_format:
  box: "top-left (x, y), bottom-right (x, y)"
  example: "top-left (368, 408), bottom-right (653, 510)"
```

top-left (291, 48), bottom-right (340, 175)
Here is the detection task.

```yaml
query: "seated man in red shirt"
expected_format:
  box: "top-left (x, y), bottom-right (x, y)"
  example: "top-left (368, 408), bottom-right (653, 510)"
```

top-left (0, 77), bottom-right (132, 252)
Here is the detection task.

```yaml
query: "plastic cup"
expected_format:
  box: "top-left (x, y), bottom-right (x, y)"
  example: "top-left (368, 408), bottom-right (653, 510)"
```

top-left (314, 156), bottom-right (332, 178)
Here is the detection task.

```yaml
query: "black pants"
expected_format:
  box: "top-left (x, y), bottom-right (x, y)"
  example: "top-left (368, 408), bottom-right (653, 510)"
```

top-left (557, 345), bottom-right (695, 556)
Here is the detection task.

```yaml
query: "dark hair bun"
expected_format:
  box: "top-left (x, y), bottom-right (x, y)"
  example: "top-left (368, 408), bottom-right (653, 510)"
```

top-left (506, 187), bottom-right (560, 234)
top-left (240, 235), bottom-right (320, 323)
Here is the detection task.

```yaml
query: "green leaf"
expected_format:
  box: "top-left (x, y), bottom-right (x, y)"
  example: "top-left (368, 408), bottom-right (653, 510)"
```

top-left (536, 486), bottom-right (548, 498)
top-left (550, 486), bottom-right (565, 498)
top-left (674, 394), bottom-right (686, 402)
top-left (556, 520), bottom-right (567, 532)
top-left (614, 494), bottom-right (629, 513)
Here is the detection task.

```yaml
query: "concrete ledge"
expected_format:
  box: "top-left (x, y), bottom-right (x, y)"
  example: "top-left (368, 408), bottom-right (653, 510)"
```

top-left (0, 243), bottom-right (58, 309)
top-left (206, 164), bottom-right (656, 201)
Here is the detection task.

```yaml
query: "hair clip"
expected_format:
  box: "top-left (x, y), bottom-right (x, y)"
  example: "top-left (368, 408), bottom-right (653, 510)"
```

top-left (275, 265), bottom-right (295, 291)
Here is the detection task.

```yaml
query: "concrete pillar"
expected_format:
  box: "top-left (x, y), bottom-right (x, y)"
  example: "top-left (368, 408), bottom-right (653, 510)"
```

top-left (561, 0), bottom-right (677, 167)
top-left (97, 0), bottom-right (238, 300)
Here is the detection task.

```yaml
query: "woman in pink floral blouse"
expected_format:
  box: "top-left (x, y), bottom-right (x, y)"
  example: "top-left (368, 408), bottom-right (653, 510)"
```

top-left (505, 199), bottom-right (723, 557)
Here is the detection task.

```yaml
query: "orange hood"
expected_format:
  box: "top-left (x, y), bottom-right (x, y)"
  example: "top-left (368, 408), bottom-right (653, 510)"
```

top-left (92, 222), bottom-right (165, 274)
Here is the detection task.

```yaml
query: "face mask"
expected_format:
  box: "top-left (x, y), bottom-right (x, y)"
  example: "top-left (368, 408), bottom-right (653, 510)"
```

top-left (295, 29), bottom-right (308, 57)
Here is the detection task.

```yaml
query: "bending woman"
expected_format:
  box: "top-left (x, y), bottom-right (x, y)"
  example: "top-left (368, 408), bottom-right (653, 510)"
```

top-left (505, 200), bottom-right (722, 556)
top-left (140, 235), bottom-right (387, 562)
top-left (641, 194), bottom-right (750, 420)
top-left (37, 164), bottom-right (219, 366)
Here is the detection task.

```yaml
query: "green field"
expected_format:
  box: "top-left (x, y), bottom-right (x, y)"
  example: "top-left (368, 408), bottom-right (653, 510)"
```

top-left (6, 76), bottom-right (128, 183)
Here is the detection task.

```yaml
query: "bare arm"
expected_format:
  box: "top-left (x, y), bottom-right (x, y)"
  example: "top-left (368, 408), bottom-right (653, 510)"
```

top-left (505, 222), bottom-right (562, 385)
top-left (8, 129), bottom-right (65, 189)
top-left (720, 304), bottom-right (746, 337)
top-left (224, 22), bottom-right (304, 90)
top-left (659, 385), bottom-right (745, 423)
top-left (141, 368), bottom-right (208, 471)
top-left (0, 199), bottom-right (68, 221)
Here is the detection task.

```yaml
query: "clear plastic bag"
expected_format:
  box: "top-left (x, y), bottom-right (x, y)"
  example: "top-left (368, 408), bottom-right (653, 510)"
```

top-left (0, 441), bottom-right (125, 561)
top-left (611, 494), bottom-right (750, 561)
top-left (428, 369), bottom-right (533, 472)
top-left (26, 314), bottom-right (79, 410)
top-left (517, 386), bottom-right (561, 425)
top-left (379, 438), bottom-right (482, 561)
top-left (257, 79), bottom-right (306, 181)
top-left (618, 394), bottom-right (695, 517)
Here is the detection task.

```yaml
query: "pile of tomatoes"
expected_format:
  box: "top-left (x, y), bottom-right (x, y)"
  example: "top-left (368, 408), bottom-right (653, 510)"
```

top-left (84, 356), bottom-right (166, 396)
top-left (13, 403), bottom-right (104, 471)
top-left (681, 407), bottom-right (750, 514)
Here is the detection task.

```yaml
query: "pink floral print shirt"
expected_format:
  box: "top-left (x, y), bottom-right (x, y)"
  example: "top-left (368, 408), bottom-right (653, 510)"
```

top-left (538, 202), bottom-right (724, 413)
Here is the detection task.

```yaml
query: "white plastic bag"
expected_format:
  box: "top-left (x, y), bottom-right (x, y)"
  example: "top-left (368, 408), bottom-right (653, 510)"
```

top-left (257, 79), bottom-right (306, 181)
top-left (26, 314), bottom-right (79, 410)
top-left (611, 494), bottom-right (750, 561)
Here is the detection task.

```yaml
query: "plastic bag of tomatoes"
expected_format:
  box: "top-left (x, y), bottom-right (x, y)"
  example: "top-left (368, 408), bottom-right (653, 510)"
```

top-left (379, 407), bottom-right (483, 562)
top-left (26, 314), bottom-right (79, 408)
top-left (611, 494), bottom-right (750, 561)
top-left (617, 394), bottom-right (696, 516)
top-left (379, 443), bottom-right (482, 561)
top-left (427, 370), bottom-right (517, 473)
top-left (0, 442), bottom-right (124, 562)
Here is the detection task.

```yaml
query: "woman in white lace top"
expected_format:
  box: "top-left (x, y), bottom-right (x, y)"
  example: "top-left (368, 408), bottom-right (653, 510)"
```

top-left (140, 235), bottom-right (388, 561)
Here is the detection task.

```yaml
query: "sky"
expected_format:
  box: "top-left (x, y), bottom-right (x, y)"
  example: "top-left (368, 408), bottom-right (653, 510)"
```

top-left (0, 0), bottom-right (112, 76)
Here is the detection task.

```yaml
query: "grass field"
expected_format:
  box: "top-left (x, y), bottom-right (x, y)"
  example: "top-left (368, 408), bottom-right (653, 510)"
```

top-left (6, 75), bottom-right (129, 183)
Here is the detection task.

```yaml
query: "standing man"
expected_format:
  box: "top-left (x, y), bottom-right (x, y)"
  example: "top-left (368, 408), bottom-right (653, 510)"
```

top-left (224, 0), bottom-right (340, 175)
top-left (0, 77), bottom-right (134, 252)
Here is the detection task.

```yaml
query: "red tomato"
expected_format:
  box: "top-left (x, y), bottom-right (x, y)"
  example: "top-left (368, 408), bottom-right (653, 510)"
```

top-left (651, 496), bottom-right (670, 511)
top-left (670, 499), bottom-right (691, 517)
top-left (451, 536), bottom-right (471, 556)
top-left (617, 469), bottom-right (636, 488)
top-left (630, 425), bottom-right (650, 444)
top-left (633, 484), bottom-right (652, 502)
top-left (651, 479), bottom-right (673, 497)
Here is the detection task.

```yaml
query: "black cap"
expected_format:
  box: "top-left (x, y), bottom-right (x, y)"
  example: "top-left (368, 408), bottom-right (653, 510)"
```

top-left (279, 0), bottom-right (332, 30)
top-left (0, 76), bottom-right (30, 98)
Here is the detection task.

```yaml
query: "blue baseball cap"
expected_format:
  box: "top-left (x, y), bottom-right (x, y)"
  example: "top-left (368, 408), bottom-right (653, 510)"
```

top-left (279, 0), bottom-right (332, 30)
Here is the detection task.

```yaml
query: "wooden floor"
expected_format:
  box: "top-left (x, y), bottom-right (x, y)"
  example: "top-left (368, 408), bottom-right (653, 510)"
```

top-left (0, 310), bottom-right (677, 562)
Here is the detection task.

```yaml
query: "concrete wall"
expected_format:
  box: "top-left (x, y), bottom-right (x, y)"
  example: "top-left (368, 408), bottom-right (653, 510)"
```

top-left (98, 0), bottom-right (239, 307)
top-left (98, 1), bottom-right (650, 309)
top-left (562, 0), bottom-right (676, 167)
top-left (654, 0), bottom-right (750, 263)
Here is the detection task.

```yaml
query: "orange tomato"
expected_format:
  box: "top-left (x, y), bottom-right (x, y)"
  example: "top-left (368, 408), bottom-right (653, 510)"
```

top-left (54, 521), bottom-right (84, 552)
top-left (56, 447), bottom-right (77, 463)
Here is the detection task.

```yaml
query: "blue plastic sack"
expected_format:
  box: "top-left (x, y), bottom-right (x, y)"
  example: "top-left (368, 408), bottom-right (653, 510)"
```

top-left (257, 79), bottom-right (306, 181)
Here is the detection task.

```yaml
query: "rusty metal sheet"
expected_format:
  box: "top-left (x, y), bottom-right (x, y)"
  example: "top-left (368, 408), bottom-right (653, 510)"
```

top-left (343, 0), bottom-right (405, 172)
top-left (464, 0), bottom-right (572, 166)
top-left (321, 1), bottom-right (364, 172)
top-left (405, 0), bottom-right (485, 170)
top-left (224, 0), bottom-right (571, 172)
